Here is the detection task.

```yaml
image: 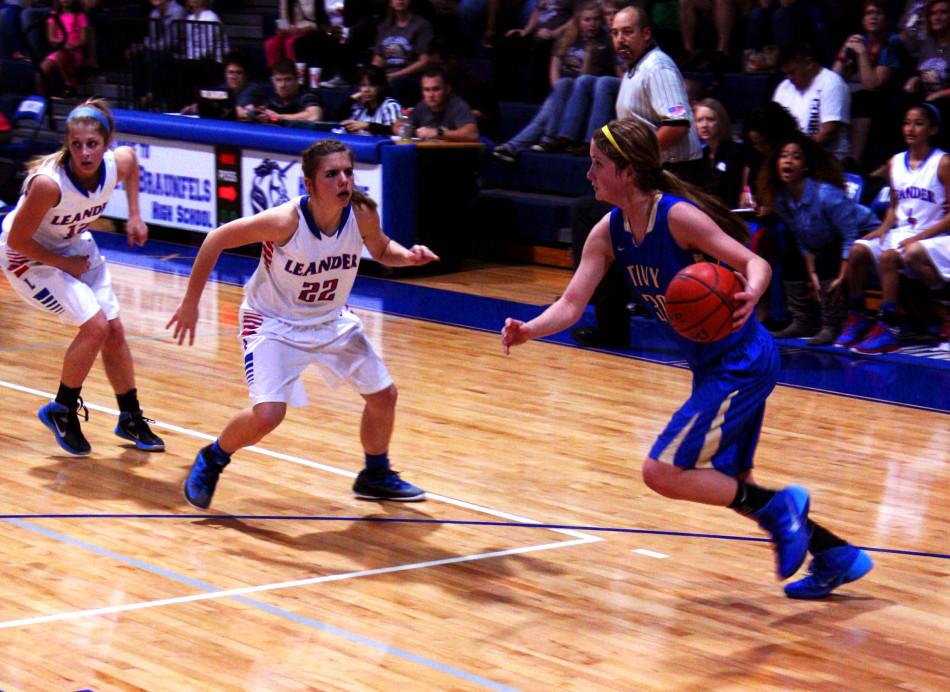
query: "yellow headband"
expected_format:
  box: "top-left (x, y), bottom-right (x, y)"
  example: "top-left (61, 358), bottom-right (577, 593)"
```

top-left (601, 124), bottom-right (630, 162)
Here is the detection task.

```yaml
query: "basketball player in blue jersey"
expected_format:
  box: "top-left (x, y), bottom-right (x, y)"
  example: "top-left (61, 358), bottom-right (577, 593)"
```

top-left (502, 118), bottom-right (873, 598)
top-left (0, 99), bottom-right (165, 456)
top-left (167, 139), bottom-right (438, 509)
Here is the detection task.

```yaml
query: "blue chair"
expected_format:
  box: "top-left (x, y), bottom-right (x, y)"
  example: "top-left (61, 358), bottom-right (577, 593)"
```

top-left (843, 172), bottom-right (864, 203)
top-left (870, 185), bottom-right (891, 219)
top-left (0, 95), bottom-right (52, 203)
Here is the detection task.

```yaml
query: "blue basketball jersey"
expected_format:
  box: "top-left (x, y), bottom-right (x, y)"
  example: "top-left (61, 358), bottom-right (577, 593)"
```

top-left (608, 193), bottom-right (759, 370)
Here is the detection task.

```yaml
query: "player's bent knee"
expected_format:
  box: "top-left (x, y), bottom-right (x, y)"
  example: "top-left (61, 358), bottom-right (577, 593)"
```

top-left (78, 312), bottom-right (110, 344)
top-left (642, 457), bottom-right (681, 498)
top-left (252, 402), bottom-right (286, 432)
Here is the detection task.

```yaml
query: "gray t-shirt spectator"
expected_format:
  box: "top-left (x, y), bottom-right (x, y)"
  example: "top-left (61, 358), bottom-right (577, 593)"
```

top-left (374, 15), bottom-right (433, 72)
top-left (264, 90), bottom-right (322, 116)
top-left (409, 93), bottom-right (476, 130)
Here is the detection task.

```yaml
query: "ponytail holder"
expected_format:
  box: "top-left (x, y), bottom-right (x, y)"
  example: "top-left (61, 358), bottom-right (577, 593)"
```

top-left (67, 106), bottom-right (111, 136)
top-left (601, 124), bottom-right (631, 162)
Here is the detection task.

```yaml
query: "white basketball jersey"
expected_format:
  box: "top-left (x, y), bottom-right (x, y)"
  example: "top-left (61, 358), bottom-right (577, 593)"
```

top-left (890, 148), bottom-right (948, 231)
top-left (0, 150), bottom-right (117, 270)
top-left (242, 196), bottom-right (363, 326)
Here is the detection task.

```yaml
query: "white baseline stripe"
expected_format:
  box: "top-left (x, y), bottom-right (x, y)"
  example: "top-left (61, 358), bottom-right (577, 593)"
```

top-left (0, 536), bottom-right (598, 630)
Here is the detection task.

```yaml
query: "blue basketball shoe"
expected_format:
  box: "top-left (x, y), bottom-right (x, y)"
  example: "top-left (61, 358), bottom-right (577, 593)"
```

top-left (753, 485), bottom-right (810, 579)
top-left (353, 469), bottom-right (426, 501)
top-left (835, 312), bottom-right (873, 348)
top-left (183, 445), bottom-right (230, 509)
top-left (115, 410), bottom-right (165, 451)
top-left (784, 545), bottom-right (874, 599)
top-left (38, 399), bottom-right (91, 456)
top-left (852, 322), bottom-right (900, 355)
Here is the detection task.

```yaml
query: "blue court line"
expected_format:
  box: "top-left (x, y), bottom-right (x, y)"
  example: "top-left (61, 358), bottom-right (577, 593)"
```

top-left (91, 231), bottom-right (950, 413)
top-left (6, 514), bottom-right (948, 561)
top-left (4, 518), bottom-right (519, 692)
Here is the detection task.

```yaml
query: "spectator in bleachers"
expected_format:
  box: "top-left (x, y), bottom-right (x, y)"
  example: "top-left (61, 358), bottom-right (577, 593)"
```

top-left (145, 0), bottom-right (186, 52)
top-left (744, 0), bottom-right (827, 73)
top-left (904, 0), bottom-right (950, 150)
top-left (180, 50), bottom-right (263, 119)
top-left (773, 42), bottom-right (852, 162)
top-left (264, 1), bottom-right (327, 68)
top-left (247, 58), bottom-right (323, 124)
top-left (372, 0), bottom-right (433, 105)
top-left (677, 0), bottom-right (735, 72)
top-left (42, 0), bottom-right (88, 94)
top-left (404, 66), bottom-right (478, 140)
top-left (0, 1), bottom-right (30, 61)
top-left (498, 0), bottom-right (575, 101)
top-left (492, 0), bottom-right (613, 162)
top-left (833, 0), bottom-right (908, 170)
top-left (738, 102), bottom-right (800, 211)
top-left (693, 97), bottom-right (743, 208)
top-left (899, 0), bottom-right (929, 56)
top-left (757, 133), bottom-right (881, 343)
top-left (340, 64), bottom-right (402, 134)
top-left (184, 0), bottom-right (226, 62)
top-left (522, 0), bottom-right (627, 157)
top-left (836, 103), bottom-right (950, 353)
top-left (428, 35), bottom-right (500, 138)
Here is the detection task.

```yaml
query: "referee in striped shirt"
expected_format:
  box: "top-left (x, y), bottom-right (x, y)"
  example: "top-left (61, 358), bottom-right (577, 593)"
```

top-left (611, 5), bottom-right (704, 181)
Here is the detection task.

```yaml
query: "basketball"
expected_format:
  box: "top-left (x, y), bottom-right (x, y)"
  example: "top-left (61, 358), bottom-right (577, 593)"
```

top-left (664, 262), bottom-right (742, 343)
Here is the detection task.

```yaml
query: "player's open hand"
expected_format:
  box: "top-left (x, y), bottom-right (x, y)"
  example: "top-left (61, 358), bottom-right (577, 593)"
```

top-left (407, 245), bottom-right (439, 265)
top-left (501, 317), bottom-right (530, 354)
top-left (166, 301), bottom-right (199, 346)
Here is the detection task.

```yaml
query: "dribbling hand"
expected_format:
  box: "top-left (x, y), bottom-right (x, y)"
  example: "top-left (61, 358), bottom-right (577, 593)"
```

top-left (126, 216), bottom-right (149, 247)
top-left (166, 302), bottom-right (199, 346)
top-left (730, 272), bottom-right (758, 331)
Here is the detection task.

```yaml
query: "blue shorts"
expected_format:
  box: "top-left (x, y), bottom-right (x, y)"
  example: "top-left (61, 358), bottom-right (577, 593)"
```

top-left (649, 324), bottom-right (779, 477)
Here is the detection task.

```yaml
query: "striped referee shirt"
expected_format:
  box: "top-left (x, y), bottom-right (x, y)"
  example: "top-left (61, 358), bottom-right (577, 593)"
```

top-left (616, 45), bottom-right (702, 164)
top-left (349, 97), bottom-right (403, 134)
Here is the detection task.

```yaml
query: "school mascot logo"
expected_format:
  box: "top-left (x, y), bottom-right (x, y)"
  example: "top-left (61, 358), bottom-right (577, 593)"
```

top-left (250, 159), bottom-right (294, 213)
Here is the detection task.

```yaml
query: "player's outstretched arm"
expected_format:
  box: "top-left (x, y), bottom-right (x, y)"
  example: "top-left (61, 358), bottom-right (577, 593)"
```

top-left (501, 217), bottom-right (612, 353)
top-left (167, 204), bottom-right (297, 345)
top-left (355, 203), bottom-right (439, 267)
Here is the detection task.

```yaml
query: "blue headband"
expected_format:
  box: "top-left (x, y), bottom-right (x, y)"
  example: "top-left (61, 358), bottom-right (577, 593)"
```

top-left (921, 102), bottom-right (942, 128)
top-left (67, 106), bottom-right (111, 135)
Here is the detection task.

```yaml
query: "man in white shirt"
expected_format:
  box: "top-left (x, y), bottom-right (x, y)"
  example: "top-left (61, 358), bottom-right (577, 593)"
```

top-left (773, 43), bottom-right (852, 161)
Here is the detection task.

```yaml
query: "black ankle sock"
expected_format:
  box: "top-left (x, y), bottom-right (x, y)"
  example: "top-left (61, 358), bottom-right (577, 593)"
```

top-left (116, 388), bottom-right (140, 414)
top-left (807, 520), bottom-right (847, 553)
top-left (55, 383), bottom-right (82, 410)
top-left (728, 481), bottom-right (776, 516)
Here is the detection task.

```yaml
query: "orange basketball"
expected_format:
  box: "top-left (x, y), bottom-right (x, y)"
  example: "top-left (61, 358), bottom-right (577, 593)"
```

top-left (664, 262), bottom-right (742, 343)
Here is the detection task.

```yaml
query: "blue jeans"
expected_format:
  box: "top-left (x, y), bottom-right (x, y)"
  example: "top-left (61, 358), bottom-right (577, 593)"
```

top-left (504, 77), bottom-right (576, 152)
top-left (556, 75), bottom-right (620, 144)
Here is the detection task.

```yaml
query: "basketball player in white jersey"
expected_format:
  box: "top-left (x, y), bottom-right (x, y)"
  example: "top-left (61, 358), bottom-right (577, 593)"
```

top-left (167, 139), bottom-right (438, 509)
top-left (0, 99), bottom-right (165, 456)
top-left (836, 103), bottom-right (950, 353)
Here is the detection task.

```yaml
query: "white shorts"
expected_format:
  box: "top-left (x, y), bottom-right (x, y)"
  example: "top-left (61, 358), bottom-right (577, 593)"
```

top-left (855, 228), bottom-right (950, 280)
top-left (1, 257), bottom-right (119, 326)
top-left (238, 307), bottom-right (393, 407)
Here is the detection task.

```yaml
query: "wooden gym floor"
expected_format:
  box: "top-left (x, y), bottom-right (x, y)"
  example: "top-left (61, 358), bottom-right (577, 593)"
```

top-left (0, 240), bottom-right (948, 690)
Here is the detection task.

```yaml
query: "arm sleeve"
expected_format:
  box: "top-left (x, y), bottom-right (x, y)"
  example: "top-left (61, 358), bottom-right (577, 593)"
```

top-left (646, 68), bottom-right (692, 126)
top-left (821, 185), bottom-right (860, 258)
top-left (820, 75), bottom-right (851, 125)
